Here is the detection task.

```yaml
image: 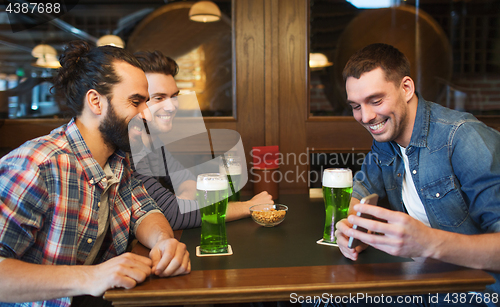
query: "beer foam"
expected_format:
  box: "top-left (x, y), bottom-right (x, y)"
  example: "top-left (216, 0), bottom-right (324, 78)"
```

top-left (197, 174), bottom-right (228, 191)
top-left (219, 165), bottom-right (242, 175)
top-left (322, 169), bottom-right (352, 188)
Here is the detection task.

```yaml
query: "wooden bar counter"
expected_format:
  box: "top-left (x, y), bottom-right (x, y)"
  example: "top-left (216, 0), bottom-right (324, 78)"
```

top-left (104, 194), bottom-right (495, 306)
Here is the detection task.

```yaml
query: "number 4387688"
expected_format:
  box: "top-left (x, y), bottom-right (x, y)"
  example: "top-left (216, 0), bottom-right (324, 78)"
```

top-left (6, 2), bottom-right (61, 14)
top-left (443, 292), bottom-right (498, 304)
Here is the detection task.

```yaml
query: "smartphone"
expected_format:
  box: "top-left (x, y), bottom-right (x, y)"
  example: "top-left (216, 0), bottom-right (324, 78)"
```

top-left (347, 193), bottom-right (379, 249)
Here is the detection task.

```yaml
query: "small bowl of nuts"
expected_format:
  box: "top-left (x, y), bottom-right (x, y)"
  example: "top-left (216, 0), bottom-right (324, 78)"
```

top-left (249, 204), bottom-right (288, 227)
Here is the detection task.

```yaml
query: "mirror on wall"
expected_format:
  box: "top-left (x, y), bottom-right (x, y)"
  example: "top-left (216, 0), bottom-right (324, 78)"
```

top-left (309, 0), bottom-right (500, 117)
top-left (0, 0), bottom-right (233, 119)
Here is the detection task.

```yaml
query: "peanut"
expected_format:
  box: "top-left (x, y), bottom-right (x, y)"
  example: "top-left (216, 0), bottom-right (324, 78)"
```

top-left (251, 208), bottom-right (286, 225)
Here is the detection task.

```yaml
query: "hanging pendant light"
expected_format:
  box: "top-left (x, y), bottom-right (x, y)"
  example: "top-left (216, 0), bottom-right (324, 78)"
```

top-left (32, 44), bottom-right (57, 58)
top-left (309, 53), bottom-right (333, 70)
top-left (31, 44), bottom-right (61, 69)
top-left (97, 35), bottom-right (125, 48)
top-left (189, 1), bottom-right (221, 23)
top-left (33, 55), bottom-right (61, 69)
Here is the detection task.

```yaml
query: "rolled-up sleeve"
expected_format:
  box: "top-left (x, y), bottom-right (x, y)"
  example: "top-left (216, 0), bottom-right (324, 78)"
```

top-left (129, 175), bottom-right (162, 236)
top-left (0, 162), bottom-right (48, 259)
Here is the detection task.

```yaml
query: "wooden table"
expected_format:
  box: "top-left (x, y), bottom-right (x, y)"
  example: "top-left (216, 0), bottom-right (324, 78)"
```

top-left (104, 194), bottom-right (495, 306)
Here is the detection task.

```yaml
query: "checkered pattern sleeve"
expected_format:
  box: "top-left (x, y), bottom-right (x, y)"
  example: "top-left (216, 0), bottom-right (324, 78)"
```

top-left (129, 174), bottom-right (163, 235)
top-left (0, 155), bottom-right (49, 260)
top-left (134, 172), bottom-right (201, 230)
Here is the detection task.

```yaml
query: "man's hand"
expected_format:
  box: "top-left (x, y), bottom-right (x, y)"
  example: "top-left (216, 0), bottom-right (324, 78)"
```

top-left (335, 218), bottom-right (368, 260)
top-left (176, 180), bottom-right (197, 200)
top-left (86, 253), bottom-right (153, 297)
top-left (135, 212), bottom-right (191, 277)
top-left (226, 191), bottom-right (274, 221)
top-left (149, 238), bottom-right (191, 277)
top-left (247, 191), bottom-right (274, 207)
top-left (339, 203), bottom-right (435, 259)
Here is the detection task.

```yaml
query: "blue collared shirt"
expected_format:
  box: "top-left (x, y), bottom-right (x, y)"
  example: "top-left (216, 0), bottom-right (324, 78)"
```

top-left (353, 95), bottom-right (500, 292)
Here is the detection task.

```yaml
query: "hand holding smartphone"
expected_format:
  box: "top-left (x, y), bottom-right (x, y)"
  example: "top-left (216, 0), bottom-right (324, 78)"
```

top-left (347, 193), bottom-right (379, 249)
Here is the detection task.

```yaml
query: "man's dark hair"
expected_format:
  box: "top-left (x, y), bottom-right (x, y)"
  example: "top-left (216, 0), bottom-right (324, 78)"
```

top-left (134, 50), bottom-right (179, 77)
top-left (342, 43), bottom-right (411, 86)
top-left (52, 40), bottom-right (142, 117)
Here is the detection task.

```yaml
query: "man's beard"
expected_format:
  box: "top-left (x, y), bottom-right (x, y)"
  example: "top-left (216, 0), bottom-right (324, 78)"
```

top-left (98, 101), bottom-right (131, 152)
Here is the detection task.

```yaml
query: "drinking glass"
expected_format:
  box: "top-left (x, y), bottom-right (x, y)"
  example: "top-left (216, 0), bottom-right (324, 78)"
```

top-left (322, 168), bottom-right (353, 244)
top-left (197, 173), bottom-right (229, 253)
top-left (219, 156), bottom-right (242, 202)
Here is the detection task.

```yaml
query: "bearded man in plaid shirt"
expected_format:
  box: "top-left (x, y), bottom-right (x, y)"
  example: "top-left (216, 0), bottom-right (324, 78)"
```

top-left (0, 40), bottom-right (191, 307)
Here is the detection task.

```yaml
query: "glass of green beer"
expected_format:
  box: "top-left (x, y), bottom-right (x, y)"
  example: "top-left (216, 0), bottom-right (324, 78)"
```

top-left (219, 156), bottom-right (242, 202)
top-left (197, 173), bottom-right (229, 254)
top-left (322, 168), bottom-right (353, 244)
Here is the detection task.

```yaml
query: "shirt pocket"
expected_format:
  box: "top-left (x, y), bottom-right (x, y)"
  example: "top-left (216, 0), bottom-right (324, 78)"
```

top-left (379, 156), bottom-right (398, 191)
top-left (421, 175), bottom-right (469, 228)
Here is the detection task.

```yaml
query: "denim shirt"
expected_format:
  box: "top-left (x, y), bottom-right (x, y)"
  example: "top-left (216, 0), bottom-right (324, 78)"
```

top-left (353, 95), bottom-right (500, 293)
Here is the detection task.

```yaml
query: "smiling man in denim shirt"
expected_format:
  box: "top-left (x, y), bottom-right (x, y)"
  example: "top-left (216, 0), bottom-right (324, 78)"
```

top-left (334, 43), bottom-right (500, 306)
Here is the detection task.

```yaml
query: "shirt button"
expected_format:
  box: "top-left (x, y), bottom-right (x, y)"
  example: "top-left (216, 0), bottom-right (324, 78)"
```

top-left (436, 193), bottom-right (440, 198)
top-left (412, 170), bottom-right (417, 175)
top-left (102, 178), bottom-right (107, 183)
top-left (89, 178), bottom-right (94, 184)
top-left (87, 238), bottom-right (93, 244)
top-left (397, 173), bottom-right (401, 177)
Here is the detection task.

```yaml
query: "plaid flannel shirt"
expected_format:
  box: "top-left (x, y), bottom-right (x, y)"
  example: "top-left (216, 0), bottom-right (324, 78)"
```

top-left (0, 118), bottom-right (159, 307)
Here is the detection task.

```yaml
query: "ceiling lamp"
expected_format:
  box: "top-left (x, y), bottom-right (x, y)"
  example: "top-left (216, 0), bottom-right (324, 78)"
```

top-left (33, 54), bottom-right (61, 69)
top-left (189, 1), bottom-right (221, 23)
top-left (309, 53), bottom-right (333, 70)
top-left (97, 35), bottom-right (125, 48)
top-left (31, 44), bottom-right (61, 69)
top-left (31, 44), bottom-right (57, 58)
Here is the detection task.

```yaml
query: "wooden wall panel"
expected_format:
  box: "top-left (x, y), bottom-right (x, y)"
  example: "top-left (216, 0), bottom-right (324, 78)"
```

top-left (278, 0), bottom-right (308, 194)
top-left (0, 119), bottom-right (66, 150)
top-left (234, 0), bottom-right (266, 192)
top-left (306, 118), bottom-right (374, 153)
top-left (264, 0), bottom-right (280, 146)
